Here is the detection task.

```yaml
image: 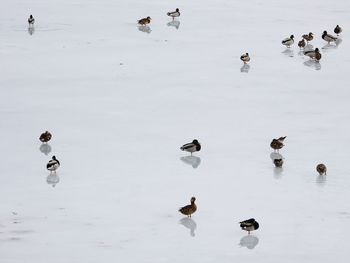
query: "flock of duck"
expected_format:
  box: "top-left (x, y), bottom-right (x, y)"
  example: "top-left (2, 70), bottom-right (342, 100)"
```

top-left (29, 9), bottom-right (337, 236)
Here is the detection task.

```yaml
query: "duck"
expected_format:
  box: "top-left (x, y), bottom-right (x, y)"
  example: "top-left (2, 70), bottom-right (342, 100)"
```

top-left (167, 8), bottom-right (180, 20)
top-left (322, 31), bottom-right (337, 44)
top-left (273, 158), bottom-right (284, 168)
top-left (138, 16), bottom-right (151, 26)
top-left (39, 131), bottom-right (52, 143)
top-left (240, 218), bottom-right (259, 234)
top-left (316, 164), bottom-right (327, 175)
top-left (334, 25), bottom-right (342, 36)
top-left (270, 136), bottom-right (286, 152)
top-left (47, 156), bottom-right (60, 173)
top-left (179, 197), bottom-right (197, 217)
top-left (282, 35), bottom-right (294, 48)
top-left (298, 39), bottom-right (306, 49)
top-left (302, 32), bottom-right (314, 43)
top-left (240, 53), bottom-right (250, 64)
top-left (28, 15), bottom-right (35, 26)
top-left (180, 139), bottom-right (201, 155)
top-left (304, 48), bottom-right (322, 61)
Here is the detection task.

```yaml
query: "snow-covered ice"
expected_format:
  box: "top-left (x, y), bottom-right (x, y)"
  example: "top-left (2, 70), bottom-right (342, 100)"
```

top-left (1, 0), bottom-right (350, 262)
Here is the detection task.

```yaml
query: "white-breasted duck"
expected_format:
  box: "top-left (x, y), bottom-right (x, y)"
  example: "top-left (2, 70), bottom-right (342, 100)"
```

top-left (304, 48), bottom-right (322, 61)
top-left (47, 156), bottom-right (60, 173)
top-left (270, 136), bottom-right (286, 152)
top-left (180, 139), bottom-right (201, 155)
top-left (28, 15), bottom-right (35, 26)
top-left (316, 164), bottom-right (327, 175)
top-left (282, 35), bottom-right (294, 48)
top-left (167, 8), bottom-right (180, 20)
top-left (240, 53), bottom-right (250, 64)
top-left (138, 16), bottom-right (151, 26)
top-left (179, 197), bottom-right (197, 217)
top-left (322, 31), bottom-right (337, 44)
top-left (334, 25), bottom-right (342, 36)
top-left (298, 39), bottom-right (306, 49)
top-left (302, 32), bottom-right (314, 43)
top-left (240, 218), bottom-right (259, 234)
top-left (39, 131), bottom-right (52, 143)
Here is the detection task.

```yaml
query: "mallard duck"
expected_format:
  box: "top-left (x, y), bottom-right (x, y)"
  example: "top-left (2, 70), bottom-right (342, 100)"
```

top-left (167, 8), bottom-right (180, 20)
top-left (179, 197), bottom-right (197, 217)
top-left (334, 25), bottom-right (342, 36)
top-left (240, 218), bottom-right (259, 234)
top-left (180, 139), bottom-right (201, 155)
top-left (298, 39), bottom-right (306, 49)
top-left (270, 136), bottom-right (286, 152)
top-left (240, 53), bottom-right (250, 64)
top-left (47, 156), bottom-right (60, 173)
top-left (39, 131), bottom-right (52, 143)
top-left (316, 164), bottom-right (327, 175)
top-left (138, 16), bottom-right (151, 26)
top-left (282, 35), bottom-right (294, 48)
top-left (322, 31), bottom-right (337, 44)
top-left (273, 158), bottom-right (283, 168)
top-left (302, 32), bottom-right (314, 43)
top-left (304, 48), bottom-right (321, 61)
top-left (28, 15), bottom-right (35, 26)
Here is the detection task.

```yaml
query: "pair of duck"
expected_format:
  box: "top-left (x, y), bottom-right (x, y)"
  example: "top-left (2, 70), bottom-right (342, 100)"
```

top-left (138, 8), bottom-right (180, 26)
top-left (39, 131), bottom-right (60, 173)
top-left (179, 197), bottom-right (259, 234)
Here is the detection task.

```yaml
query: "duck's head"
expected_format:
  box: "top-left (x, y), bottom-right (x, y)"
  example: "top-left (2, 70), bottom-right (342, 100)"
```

top-left (290, 35), bottom-right (294, 39)
top-left (246, 53), bottom-right (249, 56)
top-left (147, 16), bottom-right (151, 20)
top-left (323, 30), bottom-right (327, 35)
top-left (52, 155), bottom-right (56, 160)
top-left (192, 139), bottom-right (199, 145)
top-left (30, 15), bottom-right (33, 18)
top-left (309, 32), bottom-right (313, 36)
top-left (315, 48), bottom-right (319, 52)
top-left (190, 197), bottom-right (196, 203)
top-left (176, 8), bottom-right (179, 12)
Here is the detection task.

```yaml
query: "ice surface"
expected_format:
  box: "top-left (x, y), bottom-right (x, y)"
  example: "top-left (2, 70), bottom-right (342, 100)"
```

top-left (1, 0), bottom-right (350, 262)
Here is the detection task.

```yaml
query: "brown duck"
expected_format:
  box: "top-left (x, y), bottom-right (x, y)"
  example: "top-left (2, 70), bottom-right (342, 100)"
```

top-left (39, 131), bottom-right (52, 143)
top-left (298, 39), bottom-right (306, 49)
top-left (316, 164), bottom-right (327, 175)
top-left (334, 25), bottom-right (342, 36)
top-left (179, 197), bottom-right (197, 217)
top-left (302, 32), bottom-right (314, 43)
top-left (138, 16), bottom-right (151, 26)
top-left (270, 136), bottom-right (286, 152)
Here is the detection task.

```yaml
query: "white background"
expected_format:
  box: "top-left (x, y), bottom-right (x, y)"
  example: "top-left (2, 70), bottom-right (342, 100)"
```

top-left (1, 0), bottom-right (350, 262)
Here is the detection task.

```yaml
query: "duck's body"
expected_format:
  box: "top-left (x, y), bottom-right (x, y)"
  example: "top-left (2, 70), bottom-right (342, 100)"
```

top-left (322, 31), bottom-right (337, 43)
top-left (47, 156), bottom-right (60, 173)
top-left (298, 39), bottom-right (306, 49)
top-left (274, 158), bottom-right (284, 168)
top-left (240, 218), bottom-right (259, 234)
top-left (179, 197), bottom-right (197, 217)
top-left (240, 53), bottom-right (250, 64)
top-left (167, 8), bottom-right (180, 20)
top-left (180, 139), bottom-right (201, 155)
top-left (304, 48), bottom-right (321, 61)
top-left (270, 136), bottom-right (286, 152)
top-left (39, 131), bottom-right (52, 143)
top-left (138, 16), bottom-right (151, 26)
top-left (334, 25), bottom-right (342, 36)
top-left (302, 32), bottom-right (314, 43)
top-left (317, 164), bottom-right (327, 175)
top-left (282, 35), bottom-right (294, 48)
top-left (28, 15), bottom-right (35, 26)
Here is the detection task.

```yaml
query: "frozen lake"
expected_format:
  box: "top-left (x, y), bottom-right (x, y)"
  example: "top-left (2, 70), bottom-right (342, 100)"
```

top-left (1, 0), bottom-right (350, 262)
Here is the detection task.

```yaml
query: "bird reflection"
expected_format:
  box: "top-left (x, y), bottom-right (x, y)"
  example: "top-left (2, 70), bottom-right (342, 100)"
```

top-left (303, 60), bottom-right (321, 70)
top-left (304, 44), bottom-right (314, 51)
top-left (316, 175), bottom-right (326, 186)
top-left (322, 38), bottom-right (342, 51)
top-left (282, 48), bottom-right (294, 57)
top-left (179, 217), bottom-right (197, 237)
top-left (240, 64), bottom-right (250, 73)
top-left (270, 152), bottom-right (283, 161)
top-left (39, 143), bottom-right (52, 155)
top-left (47, 173), bottom-right (60, 187)
top-left (180, 156), bottom-right (201, 168)
top-left (167, 20), bottom-right (180, 30)
top-left (239, 235), bottom-right (259, 249)
top-left (27, 27), bottom-right (35, 35)
top-left (138, 25), bottom-right (151, 34)
top-left (270, 152), bottom-right (284, 179)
